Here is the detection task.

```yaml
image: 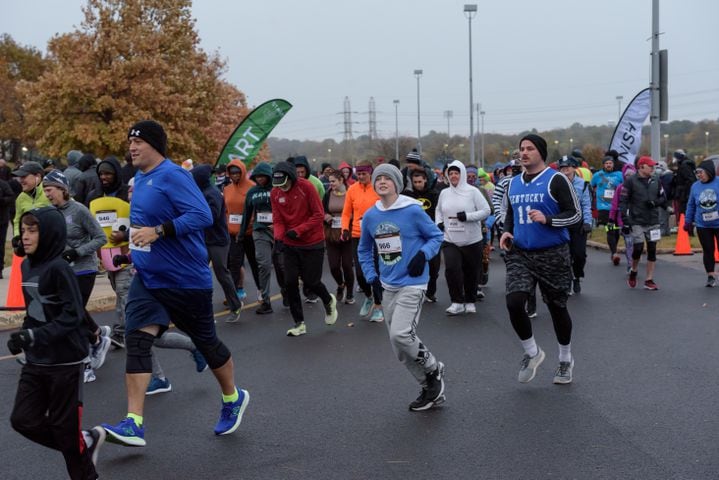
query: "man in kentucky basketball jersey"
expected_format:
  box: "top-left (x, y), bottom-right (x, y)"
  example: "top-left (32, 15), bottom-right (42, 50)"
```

top-left (499, 134), bottom-right (581, 385)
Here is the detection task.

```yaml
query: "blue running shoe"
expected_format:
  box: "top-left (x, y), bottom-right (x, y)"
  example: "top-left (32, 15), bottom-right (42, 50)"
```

top-left (191, 349), bottom-right (208, 373)
top-left (236, 288), bottom-right (247, 300)
top-left (146, 377), bottom-right (172, 396)
top-left (102, 417), bottom-right (146, 447)
top-left (214, 389), bottom-right (250, 436)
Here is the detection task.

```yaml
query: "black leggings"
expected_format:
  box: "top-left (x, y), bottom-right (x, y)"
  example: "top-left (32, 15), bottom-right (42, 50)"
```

top-left (696, 227), bottom-right (719, 273)
top-left (506, 291), bottom-right (572, 345)
top-left (326, 240), bottom-right (354, 293)
top-left (632, 241), bottom-right (657, 262)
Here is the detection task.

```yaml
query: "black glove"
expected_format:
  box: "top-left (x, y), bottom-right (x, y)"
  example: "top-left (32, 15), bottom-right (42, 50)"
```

top-left (683, 222), bottom-right (694, 233)
top-left (112, 254), bottom-right (130, 267)
top-left (407, 251), bottom-right (426, 277)
top-left (371, 277), bottom-right (382, 300)
top-left (11, 235), bottom-right (24, 257)
top-left (286, 230), bottom-right (299, 240)
top-left (456, 211), bottom-right (467, 222)
top-left (62, 249), bottom-right (79, 263)
top-left (437, 222), bottom-right (445, 232)
top-left (646, 200), bottom-right (657, 209)
top-left (582, 224), bottom-right (592, 234)
top-left (621, 225), bottom-right (631, 235)
top-left (341, 229), bottom-right (350, 242)
top-left (8, 329), bottom-right (32, 355)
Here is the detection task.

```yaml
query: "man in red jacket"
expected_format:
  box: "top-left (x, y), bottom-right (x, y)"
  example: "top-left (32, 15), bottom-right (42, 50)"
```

top-left (270, 161), bottom-right (338, 336)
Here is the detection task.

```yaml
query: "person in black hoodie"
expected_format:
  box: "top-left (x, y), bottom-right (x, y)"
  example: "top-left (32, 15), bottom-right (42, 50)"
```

top-left (86, 156), bottom-right (130, 204)
top-left (8, 206), bottom-right (105, 479)
top-left (73, 153), bottom-right (101, 206)
top-left (192, 164), bottom-right (243, 319)
top-left (402, 168), bottom-right (441, 302)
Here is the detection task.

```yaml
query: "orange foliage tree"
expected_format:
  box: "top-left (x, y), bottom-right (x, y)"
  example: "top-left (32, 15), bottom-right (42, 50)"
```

top-left (21, 0), bottom-right (248, 161)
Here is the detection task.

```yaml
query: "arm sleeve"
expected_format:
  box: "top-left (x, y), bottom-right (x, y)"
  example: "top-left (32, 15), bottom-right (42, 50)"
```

top-left (435, 191), bottom-right (445, 225)
top-left (581, 183), bottom-right (593, 225)
top-left (293, 183), bottom-right (325, 238)
top-left (270, 193), bottom-right (285, 241)
top-left (416, 207), bottom-right (444, 259)
top-left (75, 206), bottom-right (107, 257)
top-left (162, 173), bottom-right (212, 236)
top-left (341, 188), bottom-right (353, 231)
top-left (239, 190), bottom-right (253, 238)
top-left (684, 185), bottom-right (696, 224)
top-left (491, 179), bottom-right (506, 214)
top-left (465, 189), bottom-right (491, 223)
top-left (504, 194), bottom-right (515, 234)
top-left (619, 178), bottom-right (632, 224)
top-left (357, 213), bottom-right (377, 284)
top-left (546, 174), bottom-right (581, 228)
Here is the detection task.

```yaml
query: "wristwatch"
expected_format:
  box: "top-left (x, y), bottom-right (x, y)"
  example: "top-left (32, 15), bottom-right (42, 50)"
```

top-left (154, 225), bottom-right (164, 238)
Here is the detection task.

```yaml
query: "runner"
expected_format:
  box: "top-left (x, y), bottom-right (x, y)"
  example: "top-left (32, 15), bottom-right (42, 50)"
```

top-left (270, 161), bottom-right (338, 336)
top-left (684, 159), bottom-right (719, 287)
top-left (101, 120), bottom-right (249, 448)
top-left (590, 153), bottom-right (624, 265)
top-left (500, 134), bottom-right (581, 384)
top-left (323, 169), bottom-right (355, 304)
top-left (358, 164), bottom-right (445, 411)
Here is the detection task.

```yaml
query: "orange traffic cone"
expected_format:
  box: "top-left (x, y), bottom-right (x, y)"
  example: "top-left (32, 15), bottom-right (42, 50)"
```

top-left (5, 254), bottom-right (25, 308)
top-left (673, 214), bottom-right (694, 256)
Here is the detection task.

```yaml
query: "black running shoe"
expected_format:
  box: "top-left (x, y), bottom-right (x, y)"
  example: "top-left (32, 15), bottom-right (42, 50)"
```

top-left (409, 362), bottom-right (445, 411)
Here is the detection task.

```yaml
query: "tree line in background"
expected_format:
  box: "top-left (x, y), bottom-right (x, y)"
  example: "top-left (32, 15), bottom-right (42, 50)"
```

top-left (1, 0), bottom-right (716, 172)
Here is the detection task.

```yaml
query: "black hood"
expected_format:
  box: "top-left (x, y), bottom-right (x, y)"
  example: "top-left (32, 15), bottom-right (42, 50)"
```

top-left (289, 156), bottom-right (310, 178)
top-left (699, 159), bottom-right (716, 183)
top-left (96, 156), bottom-right (124, 194)
top-left (191, 164), bottom-right (213, 190)
top-left (78, 153), bottom-right (96, 172)
top-left (22, 206), bottom-right (66, 267)
top-left (273, 161), bottom-right (298, 182)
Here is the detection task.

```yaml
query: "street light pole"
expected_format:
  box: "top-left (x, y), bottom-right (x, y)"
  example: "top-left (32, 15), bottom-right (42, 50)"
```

top-left (616, 95), bottom-right (624, 120)
top-left (414, 69), bottom-right (423, 154)
top-left (444, 110), bottom-right (453, 138)
top-left (328, 148), bottom-right (332, 163)
top-left (480, 109), bottom-right (485, 168)
top-left (464, 4), bottom-right (477, 166)
top-left (706, 131), bottom-right (710, 156)
top-left (393, 100), bottom-right (400, 160)
top-left (663, 133), bottom-right (669, 159)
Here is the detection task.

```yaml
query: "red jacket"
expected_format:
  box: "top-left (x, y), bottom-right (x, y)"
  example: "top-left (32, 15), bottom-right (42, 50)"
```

top-left (270, 177), bottom-right (325, 246)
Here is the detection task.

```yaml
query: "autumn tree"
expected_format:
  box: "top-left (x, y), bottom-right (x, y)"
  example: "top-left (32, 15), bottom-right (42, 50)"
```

top-left (0, 35), bottom-right (49, 162)
top-left (21, 0), bottom-right (248, 161)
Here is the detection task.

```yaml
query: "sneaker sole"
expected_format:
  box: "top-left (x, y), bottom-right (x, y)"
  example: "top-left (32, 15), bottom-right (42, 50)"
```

top-left (146, 385), bottom-right (172, 396)
top-left (91, 337), bottom-right (112, 370)
top-left (89, 427), bottom-right (106, 465)
top-left (518, 349), bottom-right (545, 383)
top-left (324, 294), bottom-right (338, 325)
top-left (102, 427), bottom-right (146, 447)
top-left (216, 390), bottom-right (250, 436)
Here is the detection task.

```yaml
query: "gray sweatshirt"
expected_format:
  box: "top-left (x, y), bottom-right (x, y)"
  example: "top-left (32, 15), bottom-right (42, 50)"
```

top-left (57, 200), bottom-right (107, 273)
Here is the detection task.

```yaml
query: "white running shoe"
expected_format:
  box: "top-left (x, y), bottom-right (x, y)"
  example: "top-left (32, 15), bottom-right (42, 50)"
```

top-left (445, 303), bottom-right (465, 316)
top-left (464, 303), bottom-right (476, 314)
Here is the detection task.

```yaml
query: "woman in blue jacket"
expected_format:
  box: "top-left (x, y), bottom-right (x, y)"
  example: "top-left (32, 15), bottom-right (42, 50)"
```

top-left (684, 159), bottom-right (719, 287)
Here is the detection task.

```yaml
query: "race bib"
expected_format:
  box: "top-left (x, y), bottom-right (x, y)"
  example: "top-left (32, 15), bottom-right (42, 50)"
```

top-left (95, 210), bottom-right (118, 228)
top-left (375, 234), bottom-right (402, 254)
top-left (649, 228), bottom-right (661, 242)
top-left (331, 216), bottom-right (342, 228)
top-left (257, 212), bottom-right (273, 223)
top-left (229, 214), bottom-right (243, 225)
top-left (603, 188), bottom-right (615, 200)
top-left (702, 211), bottom-right (719, 222)
top-left (447, 217), bottom-right (466, 232)
top-left (129, 227), bottom-right (151, 252)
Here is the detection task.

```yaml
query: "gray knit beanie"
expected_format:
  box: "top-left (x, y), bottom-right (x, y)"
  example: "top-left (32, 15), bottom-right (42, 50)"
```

top-left (372, 164), bottom-right (403, 193)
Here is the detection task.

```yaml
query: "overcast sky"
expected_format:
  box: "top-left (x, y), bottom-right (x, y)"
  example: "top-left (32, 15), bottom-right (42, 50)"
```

top-left (2, 0), bottom-right (718, 142)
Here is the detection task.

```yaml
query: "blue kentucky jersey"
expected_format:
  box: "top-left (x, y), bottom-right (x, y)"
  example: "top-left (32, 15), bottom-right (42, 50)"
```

top-left (508, 168), bottom-right (569, 250)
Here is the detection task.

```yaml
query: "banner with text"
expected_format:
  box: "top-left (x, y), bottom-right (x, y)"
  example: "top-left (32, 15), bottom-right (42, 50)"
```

top-left (608, 88), bottom-right (651, 165)
top-left (215, 98), bottom-right (292, 168)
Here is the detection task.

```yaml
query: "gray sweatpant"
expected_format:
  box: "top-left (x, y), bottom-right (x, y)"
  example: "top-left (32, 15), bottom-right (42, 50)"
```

top-left (383, 287), bottom-right (438, 386)
top-left (253, 229), bottom-right (274, 305)
top-left (151, 331), bottom-right (197, 379)
top-left (208, 243), bottom-right (242, 311)
top-left (108, 268), bottom-right (132, 328)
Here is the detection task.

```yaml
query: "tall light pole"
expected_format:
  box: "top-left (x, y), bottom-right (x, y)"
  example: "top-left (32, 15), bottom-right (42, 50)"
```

top-left (616, 95), bottom-right (624, 120)
top-left (444, 110), bottom-right (453, 138)
top-left (328, 148), bottom-right (332, 163)
top-left (464, 4), bottom-right (477, 166)
top-left (569, 138), bottom-right (574, 154)
top-left (480, 109), bottom-right (485, 168)
top-left (393, 100), bottom-right (400, 160)
top-left (706, 131), bottom-right (710, 156)
top-left (663, 133), bottom-right (669, 159)
top-left (414, 69), bottom-right (423, 154)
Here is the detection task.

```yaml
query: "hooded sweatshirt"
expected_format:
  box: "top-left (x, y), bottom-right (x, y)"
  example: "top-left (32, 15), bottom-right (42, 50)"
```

top-left (338, 161), bottom-right (356, 185)
top-left (685, 159), bottom-right (719, 229)
top-left (292, 156), bottom-right (325, 198)
top-left (358, 195), bottom-right (443, 289)
top-left (74, 153), bottom-right (101, 205)
top-left (341, 180), bottom-right (379, 238)
top-left (223, 159), bottom-right (255, 237)
top-left (13, 182), bottom-right (51, 233)
top-left (270, 164), bottom-right (325, 247)
top-left (435, 160), bottom-right (491, 246)
top-left (192, 164), bottom-right (230, 246)
top-left (609, 164), bottom-right (636, 225)
top-left (57, 199), bottom-right (107, 274)
top-left (19, 207), bottom-right (88, 365)
top-left (240, 162), bottom-right (274, 237)
top-left (86, 156), bottom-right (130, 204)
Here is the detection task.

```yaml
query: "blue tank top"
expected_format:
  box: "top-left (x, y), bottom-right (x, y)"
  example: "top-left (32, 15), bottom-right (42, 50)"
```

top-left (508, 168), bottom-right (569, 250)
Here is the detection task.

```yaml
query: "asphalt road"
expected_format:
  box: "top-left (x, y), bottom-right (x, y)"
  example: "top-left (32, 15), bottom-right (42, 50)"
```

top-left (1, 248), bottom-right (718, 479)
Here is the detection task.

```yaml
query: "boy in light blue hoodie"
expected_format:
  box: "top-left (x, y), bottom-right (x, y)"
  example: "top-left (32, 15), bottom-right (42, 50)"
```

top-left (358, 164), bottom-right (445, 411)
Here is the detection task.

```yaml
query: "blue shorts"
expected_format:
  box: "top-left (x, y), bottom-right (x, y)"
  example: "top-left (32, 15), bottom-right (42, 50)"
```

top-left (125, 275), bottom-right (217, 347)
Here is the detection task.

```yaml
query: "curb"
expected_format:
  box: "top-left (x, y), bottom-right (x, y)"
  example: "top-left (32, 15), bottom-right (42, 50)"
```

top-left (0, 295), bottom-right (117, 331)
